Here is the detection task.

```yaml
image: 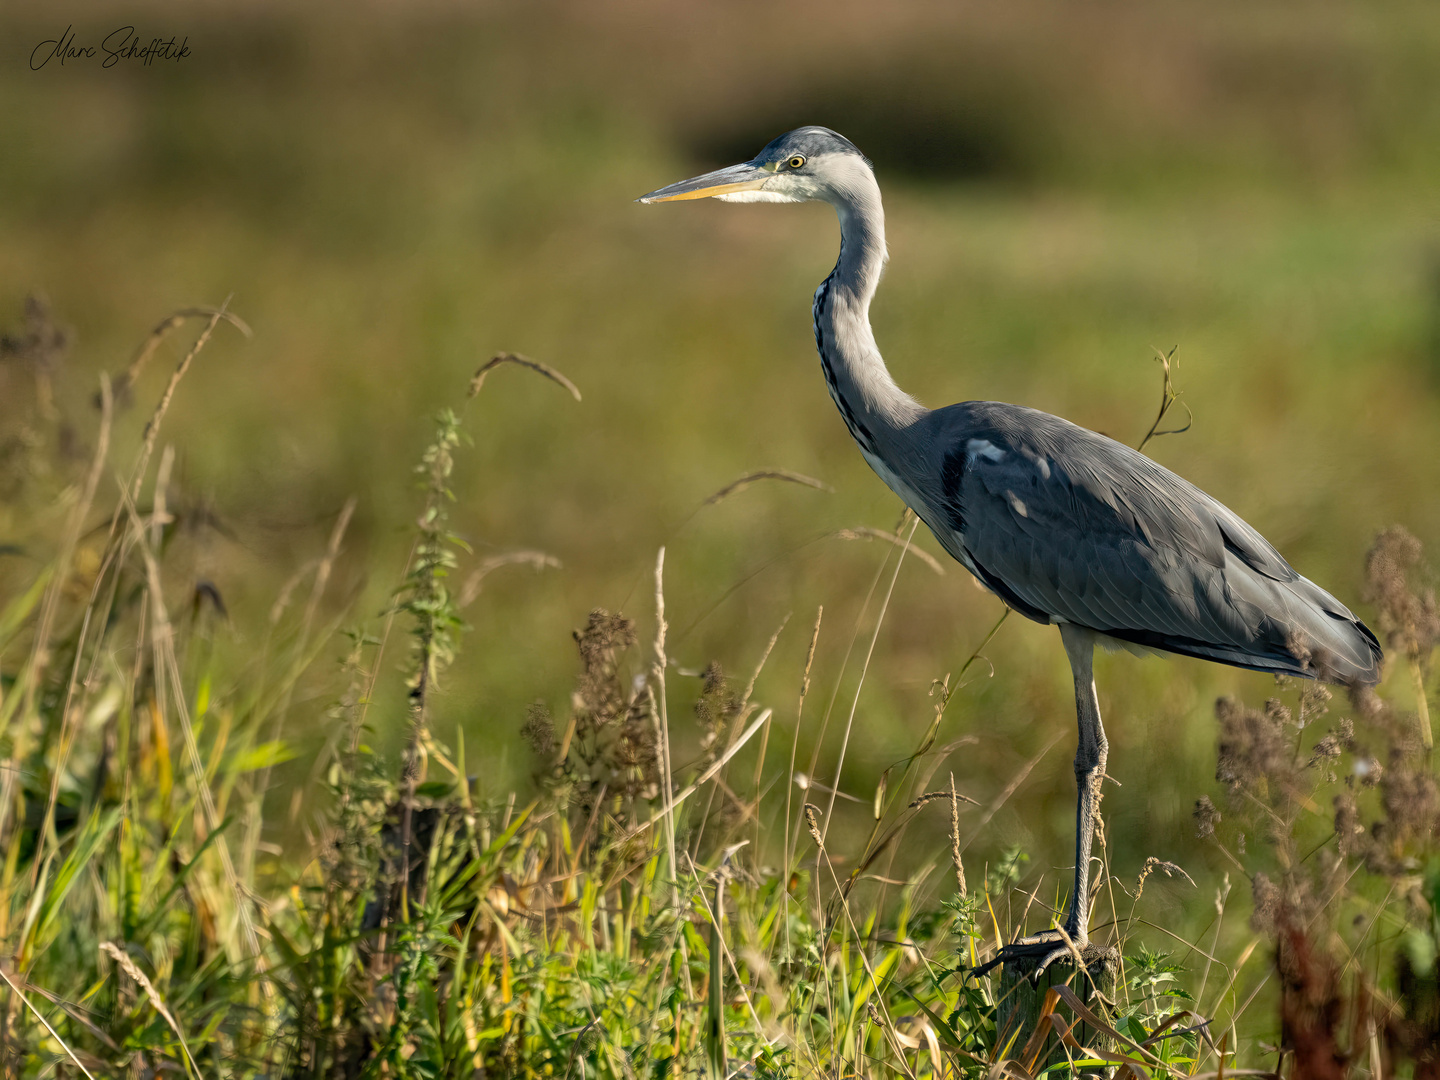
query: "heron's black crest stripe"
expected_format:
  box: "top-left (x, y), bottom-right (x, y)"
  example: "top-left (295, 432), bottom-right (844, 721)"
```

top-left (762, 126), bottom-right (872, 170)
top-left (812, 264), bottom-right (877, 454)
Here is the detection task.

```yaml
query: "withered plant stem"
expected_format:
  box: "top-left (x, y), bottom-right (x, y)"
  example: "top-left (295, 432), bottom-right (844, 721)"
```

top-left (650, 547), bottom-right (680, 920)
top-left (131, 304), bottom-right (229, 503)
top-left (1410, 659), bottom-right (1433, 750)
top-left (950, 772), bottom-right (967, 898)
top-left (820, 515), bottom-right (919, 850)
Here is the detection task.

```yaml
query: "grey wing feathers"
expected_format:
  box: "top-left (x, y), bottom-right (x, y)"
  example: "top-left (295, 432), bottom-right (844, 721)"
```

top-left (930, 402), bottom-right (1383, 686)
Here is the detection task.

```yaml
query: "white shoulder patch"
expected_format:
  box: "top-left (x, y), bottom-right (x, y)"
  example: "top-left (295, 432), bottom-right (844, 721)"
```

top-left (1016, 445), bottom-right (1051, 480)
top-left (966, 438), bottom-right (1006, 464)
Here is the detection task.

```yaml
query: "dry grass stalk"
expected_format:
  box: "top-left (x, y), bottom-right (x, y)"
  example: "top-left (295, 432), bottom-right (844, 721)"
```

top-left (2, 373), bottom-right (114, 886)
top-left (783, 606), bottom-right (823, 894)
top-left (1134, 856), bottom-right (1196, 901)
top-left (16, 373), bottom-right (113, 731)
top-left (302, 495), bottom-right (357, 632)
top-left (803, 803), bottom-right (824, 850)
top-left (254, 495), bottom-right (358, 845)
top-left (19, 383), bottom-right (114, 866)
top-left (122, 486), bottom-right (266, 969)
top-left (690, 615), bottom-right (789, 852)
top-left (266, 557), bottom-right (321, 627)
top-left (744, 615), bottom-right (791, 849)
top-left (457, 549), bottom-right (561, 608)
top-left (701, 469), bottom-right (832, 507)
top-left (99, 943), bottom-right (197, 1076)
top-left (650, 546), bottom-right (680, 916)
top-left (835, 525), bottom-right (947, 576)
top-left (796, 529), bottom-right (901, 880)
top-left (806, 812), bottom-right (917, 1077)
top-left (469, 351), bottom-right (581, 401)
top-left (632, 707), bottom-right (774, 841)
top-left (907, 789), bottom-right (980, 811)
top-left (688, 856), bottom-right (772, 1049)
top-left (130, 304), bottom-right (232, 502)
top-left (951, 772), bottom-right (968, 898)
top-left (110, 306), bottom-right (251, 404)
top-left (17, 305), bottom-right (239, 878)
top-left (961, 731), bottom-right (1065, 853)
top-left (0, 963), bottom-right (97, 1079)
top-left (820, 514), bottom-right (920, 848)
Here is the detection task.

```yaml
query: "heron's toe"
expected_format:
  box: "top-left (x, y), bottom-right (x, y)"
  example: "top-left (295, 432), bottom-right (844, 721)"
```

top-left (969, 928), bottom-right (1088, 983)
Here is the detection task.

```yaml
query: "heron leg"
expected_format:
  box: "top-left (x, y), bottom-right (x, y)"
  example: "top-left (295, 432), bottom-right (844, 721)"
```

top-left (1060, 624), bottom-right (1107, 946)
top-left (968, 626), bottom-right (1110, 982)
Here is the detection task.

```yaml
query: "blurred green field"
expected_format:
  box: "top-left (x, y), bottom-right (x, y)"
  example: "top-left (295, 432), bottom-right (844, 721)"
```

top-left (3, 0), bottom-right (1440, 1058)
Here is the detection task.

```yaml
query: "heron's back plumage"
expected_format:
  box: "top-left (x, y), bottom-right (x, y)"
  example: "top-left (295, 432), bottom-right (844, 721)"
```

top-left (756, 130), bottom-right (1384, 687)
top-left (910, 402), bottom-right (1382, 686)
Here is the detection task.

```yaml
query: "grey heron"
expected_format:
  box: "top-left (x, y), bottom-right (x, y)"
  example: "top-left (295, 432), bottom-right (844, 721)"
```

top-left (638, 127), bottom-right (1383, 975)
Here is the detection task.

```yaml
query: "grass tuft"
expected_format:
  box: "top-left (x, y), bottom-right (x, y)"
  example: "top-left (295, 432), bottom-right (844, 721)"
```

top-left (0, 303), bottom-right (1436, 1077)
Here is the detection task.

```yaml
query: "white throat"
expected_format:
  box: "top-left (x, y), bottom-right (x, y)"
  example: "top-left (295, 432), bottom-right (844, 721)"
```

top-left (810, 156), bottom-right (925, 449)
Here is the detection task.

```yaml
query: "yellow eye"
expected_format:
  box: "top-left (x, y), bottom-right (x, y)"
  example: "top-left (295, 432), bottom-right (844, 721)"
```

top-left (787, 155), bottom-right (806, 169)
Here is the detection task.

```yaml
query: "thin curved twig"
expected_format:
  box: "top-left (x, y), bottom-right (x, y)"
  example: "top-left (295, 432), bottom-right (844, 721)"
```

top-left (469, 351), bottom-right (581, 401)
top-left (834, 526), bottom-right (946, 576)
top-left (703, 469), bottom-right (832, 507)
top-left (1137, 346), bottom-right (1194, 453)
top-left (107, 306), bottom-right (252, 405)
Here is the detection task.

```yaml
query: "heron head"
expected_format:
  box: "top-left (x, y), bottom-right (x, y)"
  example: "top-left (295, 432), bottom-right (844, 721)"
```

top-left (637, 127), bottom-right (873, 206)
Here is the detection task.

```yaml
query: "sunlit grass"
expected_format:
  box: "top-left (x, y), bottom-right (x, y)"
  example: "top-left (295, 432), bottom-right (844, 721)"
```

top-left (0, 303), bottom-right (1435, 1074)
top-left (2, 5), bottom-right (1440, 1072)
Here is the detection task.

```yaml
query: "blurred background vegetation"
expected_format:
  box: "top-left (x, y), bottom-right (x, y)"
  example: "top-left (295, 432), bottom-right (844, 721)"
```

top-left (2, 0), bottom-right (1439, 1058)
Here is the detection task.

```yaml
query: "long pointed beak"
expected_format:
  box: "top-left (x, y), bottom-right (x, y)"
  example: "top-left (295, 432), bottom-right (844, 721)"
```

top-left (637, 162), bottom-right (769, 203)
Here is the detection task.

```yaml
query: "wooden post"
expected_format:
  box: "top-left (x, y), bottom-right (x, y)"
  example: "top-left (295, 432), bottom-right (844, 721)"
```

top-left (996, 944), bottom-right (1119, 1071)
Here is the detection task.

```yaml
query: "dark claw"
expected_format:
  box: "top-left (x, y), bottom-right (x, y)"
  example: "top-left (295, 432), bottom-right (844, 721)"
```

top-left (1031, 944), bottom-right (1071, 980)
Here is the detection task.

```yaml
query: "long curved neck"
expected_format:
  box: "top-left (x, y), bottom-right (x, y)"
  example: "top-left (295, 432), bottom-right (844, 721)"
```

top-left (812, 168), bottom-right (925, 456)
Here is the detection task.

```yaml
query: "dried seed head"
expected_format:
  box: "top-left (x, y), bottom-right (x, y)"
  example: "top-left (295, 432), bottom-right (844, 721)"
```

top-left (1349, 684), bottom-right (1387, 723)
top-left (1334, 794), bottom-right (1365, 858)
top-left (1381, 747), bottom-right (1440, 846)
top-left (1285, 629), bottom-right (1314, 671)
top-left (1307, 733), bottom-right (1342, 771)
top-left (803, 804), bottom-right (824, 849)
top-left (609, 703), bottom-right (661, 803)
top-left (539, 607), bottom-right (664, 819)
top-left (1354, 754), bottom-right (1382, 787)
top-left (522, 702), bottom-right (556, 756)
top-left (1250, 872), bottom-right (1282, 934)
top-left (0, 294), bottom-right (69, 375)
top-left (1250, 872), bottom-right (1317, 935)
top-left (1365, 526), bottom-right (1440, 663)
top-left (1299, 683), bottom-right (1332, 727)
top-left (1215, 695), bottom-right (1295, 793)
top-left (694, 660), bottom-right (739, 764)
top-left (1264, 698), bottom-right (1294, 728)
top-left (1135, 856), bottom-right (1195, 900)
top-left (572, 609), bottom-right (637, 731)
top-left (1194, 795), bottom-right (1221, 839)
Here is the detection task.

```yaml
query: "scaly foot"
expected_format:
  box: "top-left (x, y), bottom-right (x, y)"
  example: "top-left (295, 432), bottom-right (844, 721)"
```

top-left (970, 927), bottom-right (1086, 983)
